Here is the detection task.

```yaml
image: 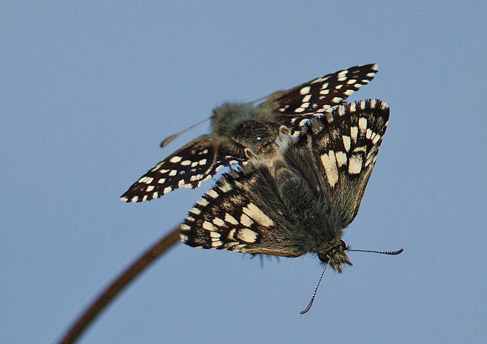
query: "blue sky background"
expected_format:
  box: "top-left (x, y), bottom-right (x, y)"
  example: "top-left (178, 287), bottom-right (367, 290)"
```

top-left (2, 1), bottom-right (486, 343)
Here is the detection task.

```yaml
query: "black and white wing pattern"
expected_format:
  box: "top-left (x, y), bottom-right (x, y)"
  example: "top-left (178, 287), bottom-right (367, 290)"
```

top-left (120, 136), bottom-right (243, 202)
top-left (179, 167), bottom-right (301, 257)
top-left (293, 99), bottom-right (389, 227)
top-left (180, 99), bottom-right (390, 272)
top-left (122, 64), bottom-right (379, 203)
top-left (261, 64), bottom-right (378, 129)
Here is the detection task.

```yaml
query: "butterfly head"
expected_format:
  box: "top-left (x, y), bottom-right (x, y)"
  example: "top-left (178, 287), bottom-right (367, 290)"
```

top-left (233, 120), bottom-right (282, 157)
top-left (211, 103), bottom-right (266, 137)
top-left (318, 239), bottom-right (352, 273)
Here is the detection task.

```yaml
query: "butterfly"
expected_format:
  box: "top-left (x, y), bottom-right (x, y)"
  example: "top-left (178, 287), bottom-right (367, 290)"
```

top-left (121, 64), bottom-right (379, 202)
top-left (179, 99), bottom-right (390, 273)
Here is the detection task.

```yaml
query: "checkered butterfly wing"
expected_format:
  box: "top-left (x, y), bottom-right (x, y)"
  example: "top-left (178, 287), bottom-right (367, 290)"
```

top-left (261, 64), bottom-right (379, 130)
top-left (180, 168), bottom-right (302, 257)
top-left (294, 99), bottom-right (390, 227)
top-left (120, 136), bottom-right (242, 202)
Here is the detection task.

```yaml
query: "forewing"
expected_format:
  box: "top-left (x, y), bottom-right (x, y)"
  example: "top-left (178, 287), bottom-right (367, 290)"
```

top-left (179, 169), bottom-right (302, 258)
top-left (121, 135), bottom-right (243, 202)
top-left (296, 99), bottom-right (389, 225)
top-left (261, 64), bottom-right (378, 125)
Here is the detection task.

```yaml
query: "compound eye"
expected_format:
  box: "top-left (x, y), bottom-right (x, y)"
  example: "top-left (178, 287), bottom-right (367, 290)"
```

top-left (340, 240), bottom-right (347, 250)
top-left (318, 252), bottom-right (329, 263)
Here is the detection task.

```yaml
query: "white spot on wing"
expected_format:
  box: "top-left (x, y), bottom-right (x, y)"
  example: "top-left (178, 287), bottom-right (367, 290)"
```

top-left (202, 221), bottom-right (216, 231)
top-left (337, 70), bottom-right (348, 81)
top-left (320, 89), bottom-right (329, 95)
top-left (206, 189), bottom-right (219, 199)
top-left (350, 126), bottom-right (358, 143)
top-left (190, 174), bottom-right (204, 182)
top-left (321, 104), bottom-right (332, 112)
top-left (353, 146), bottom-right (367, 153)
top-left (342, 135), bottom-right (351, 152)
top-left (197, 198), bottom-right (209, 207)
top-left (321, 151), bottom-right (339, 187)
top-left (348, 155), bottom-right (363, 174)
top-left (225, 213), bottom-right (238, 225)
top-left (140, 176), bottom-right (153, 184)
top-left (359, 117), bottom-right (367, 131)
top-left (211, 240), bottom-right (222, 247)
top-left (219, 181), bottom-right (232, 193)
top-left (372, 134), bottom-right (381, 144)
top-left (210, 231), bottom-right (221, 239)
top-left (335, 151), bottom-right (348, 167)
top-left (212, 217), bottom-right (225, 227)
top-left (349, 102), bottom-right (356, 112)
top-left (366, 128), bottom-right (372, 139)
top-left (243, 203), bottom-right (274, 227)
top-left (300, 86), bottom-right (311, 95)
top-left (170, 156), bottom-right (182, 163)
top-left (237, 228), bottom-right (258, 243)
top-left (189, 207), bottom-right (201, 215)
top-left (240, 213), bottom-right (253, 227)
top-left (180, 223), bottom-right (191, 231)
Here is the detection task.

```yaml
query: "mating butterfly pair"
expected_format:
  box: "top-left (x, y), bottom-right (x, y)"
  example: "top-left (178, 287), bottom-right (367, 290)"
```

top-left (180, 99), bottom-right (391, 273)
top-left (121, 64), bottom-right (396, 274)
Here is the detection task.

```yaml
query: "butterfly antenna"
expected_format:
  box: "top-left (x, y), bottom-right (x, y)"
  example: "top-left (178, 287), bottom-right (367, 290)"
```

top-left (347, 248), bottom-right (404, 256)
top-left (160, 115), bottom-right (213, 148)
top-left (300, 262), bottom-right (329, 315)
